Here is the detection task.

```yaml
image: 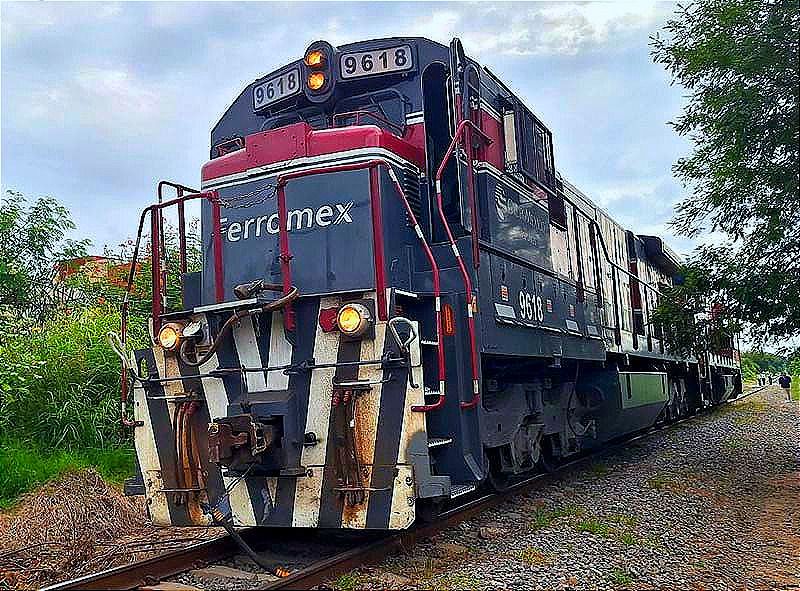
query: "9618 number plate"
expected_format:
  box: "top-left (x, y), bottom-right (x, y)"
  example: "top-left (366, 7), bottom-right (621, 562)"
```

top-left (340, 45), bottom-right (413, 79)
top-left (253, 68), bottom-right (301, 110)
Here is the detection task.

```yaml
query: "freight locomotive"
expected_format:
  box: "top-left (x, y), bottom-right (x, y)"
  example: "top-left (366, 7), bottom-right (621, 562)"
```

top-left (119, 37), bottom-right (741, 532)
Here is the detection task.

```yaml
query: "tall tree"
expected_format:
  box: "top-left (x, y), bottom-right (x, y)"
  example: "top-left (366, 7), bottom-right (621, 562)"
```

top-left (650, 0), bottom-right (800, 353)
top-left (0, 191), bottom-right (90, 330)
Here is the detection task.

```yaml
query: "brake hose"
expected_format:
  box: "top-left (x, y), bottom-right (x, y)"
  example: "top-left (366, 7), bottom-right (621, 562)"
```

top-left (178, 285), bottom-right (299, 367)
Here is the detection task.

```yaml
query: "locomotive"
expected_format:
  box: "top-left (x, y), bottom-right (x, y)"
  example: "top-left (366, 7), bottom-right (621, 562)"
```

top-left (120, 37), bottom-right (741, 532)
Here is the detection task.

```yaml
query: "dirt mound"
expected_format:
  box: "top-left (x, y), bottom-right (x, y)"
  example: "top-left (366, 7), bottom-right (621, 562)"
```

top-left (0, 468), bottom-right (219, 590)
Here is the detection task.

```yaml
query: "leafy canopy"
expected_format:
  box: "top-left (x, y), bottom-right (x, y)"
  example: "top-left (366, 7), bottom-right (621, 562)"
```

top-left (650, 0), bottom-right (799, 352)
top-left (0, 190), bottom-right (90, 329)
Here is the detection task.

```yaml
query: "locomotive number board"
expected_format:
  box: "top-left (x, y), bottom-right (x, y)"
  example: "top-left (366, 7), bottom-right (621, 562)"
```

top-left (340, 45), bottom-right (413, 79)
top-left (253, 67), bottom-right (301, 110)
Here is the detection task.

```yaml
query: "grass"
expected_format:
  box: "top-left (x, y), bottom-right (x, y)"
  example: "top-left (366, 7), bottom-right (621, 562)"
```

top-left (589, 462), bottom-right (611, 476)
top-left (575, 517), bottom-right (614, 536)
top-left (0, 306), bottom-right (145, 507)
top-left (333, 572), bottom-right (361, 591)
top-left (609, 568), bottom-right (634, 586)
top-left (429, 572), bottom-right (483, 591)
top-left (515, 546), bottom-right (553, 566)
top-left (529, 505), bottom-right (642, 547)
top-left (723, 437), bottom-right (744, 450)
top-left (529, 504), bottom-right (585, 529)
top-left (0, 440), bottom-right (135, 508)
top-left (646, 473), bottom-right (682, 492)
top-left (791, 378), bottom-right (799, 401)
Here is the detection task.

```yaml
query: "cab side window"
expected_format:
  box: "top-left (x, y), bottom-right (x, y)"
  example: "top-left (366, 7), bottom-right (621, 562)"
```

top-left (502, 97), bottom-right (564, 228)
top-left (501, 98), bottom-right (556, 192)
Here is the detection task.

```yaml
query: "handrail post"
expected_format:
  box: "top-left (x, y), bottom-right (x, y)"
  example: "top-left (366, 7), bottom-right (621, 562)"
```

top-left (150, 207), bottom-right (163, 335)
top-left (177, 188), bottom-right (187, 305)
top-left (369, 165), bottom-right (388, 320)
top-left (433, 119), bottom-right (491, 410)
top-left (276, 181), bottom-right (295, 330)
top-left (210, 193), bottom-right (225, 303)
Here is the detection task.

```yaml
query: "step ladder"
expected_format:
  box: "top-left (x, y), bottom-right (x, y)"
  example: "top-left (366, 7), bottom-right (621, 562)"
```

top-left (427, 437), bottom-right (454, 449)
top-left (449, 483), bottom-right (478, 499)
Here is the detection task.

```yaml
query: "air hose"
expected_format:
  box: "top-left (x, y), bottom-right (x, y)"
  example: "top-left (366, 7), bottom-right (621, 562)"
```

top-left (178, 285), bottom-right (299, 367)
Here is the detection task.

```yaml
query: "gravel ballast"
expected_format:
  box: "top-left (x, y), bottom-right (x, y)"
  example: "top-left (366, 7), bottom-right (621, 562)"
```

top-left (333, 387), bottom-right (799, 590)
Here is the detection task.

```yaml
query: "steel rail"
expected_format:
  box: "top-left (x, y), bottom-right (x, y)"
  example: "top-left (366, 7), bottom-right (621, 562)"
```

top-left (39, 390), bottom-right (760, 591)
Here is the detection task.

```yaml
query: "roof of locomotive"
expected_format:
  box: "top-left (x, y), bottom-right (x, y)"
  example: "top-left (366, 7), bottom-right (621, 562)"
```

top-left (210, 37), bottom-right (450, 149)
top-left (208, 36), bottom-right (683, 274)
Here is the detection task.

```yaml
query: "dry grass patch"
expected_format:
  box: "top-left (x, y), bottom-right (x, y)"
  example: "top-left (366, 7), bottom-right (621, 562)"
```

top-left (0, 469), bottom-right (221, 590)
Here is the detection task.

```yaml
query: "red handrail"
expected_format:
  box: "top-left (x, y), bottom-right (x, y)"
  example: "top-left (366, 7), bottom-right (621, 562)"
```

top-left (384, 167), bottom-right (446, 412)
top-left (275, 159), bottom-right (447, 411)
top-left (433, 119), bottom-right (491, 410)
top-left (120, 187), bottom-right (221, 427)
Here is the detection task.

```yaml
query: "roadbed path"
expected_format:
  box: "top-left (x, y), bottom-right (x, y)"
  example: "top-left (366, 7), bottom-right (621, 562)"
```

top-left (335, 387), bottom-right (799, 590)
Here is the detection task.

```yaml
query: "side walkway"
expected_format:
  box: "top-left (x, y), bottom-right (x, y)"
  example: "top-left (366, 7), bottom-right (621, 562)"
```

top-left (335, 387), bottom-right (799, 590)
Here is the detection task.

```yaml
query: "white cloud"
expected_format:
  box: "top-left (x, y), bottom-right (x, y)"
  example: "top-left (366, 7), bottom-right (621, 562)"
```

top-left (450, 2), bottom-right (670, 57)
top-left (14, 65), bottom-right (173, 138)
top-left (0, 2), bottom-right (122, 45)
top-left (1, 1), bottom-right (690, 253)
top-left (309, 2), bottom-right (668, 59)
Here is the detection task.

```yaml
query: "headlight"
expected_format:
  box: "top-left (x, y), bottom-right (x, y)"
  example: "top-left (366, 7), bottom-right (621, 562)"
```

top-left (158, 322), bottom-right (184, 351)
top-left (337, 303), bottom-right (372, 337)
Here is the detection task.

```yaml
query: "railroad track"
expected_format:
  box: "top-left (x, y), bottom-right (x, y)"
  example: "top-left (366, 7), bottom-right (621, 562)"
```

top-left (43, 387), bottom-right (766, 591)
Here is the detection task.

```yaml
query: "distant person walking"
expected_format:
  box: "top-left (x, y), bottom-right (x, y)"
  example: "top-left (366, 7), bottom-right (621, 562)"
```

top-left (778, 373), bottom-right (792, 402)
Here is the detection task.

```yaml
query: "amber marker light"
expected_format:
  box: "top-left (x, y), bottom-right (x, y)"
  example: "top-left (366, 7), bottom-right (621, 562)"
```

top-left (307, 71), bottom-right (326, 90)
top-left (304, 49), bottom-right (326, 67)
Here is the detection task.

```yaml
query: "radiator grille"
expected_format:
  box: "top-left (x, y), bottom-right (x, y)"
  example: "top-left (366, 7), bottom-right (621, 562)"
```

top-left (402, 168), bottom-right (422, 221)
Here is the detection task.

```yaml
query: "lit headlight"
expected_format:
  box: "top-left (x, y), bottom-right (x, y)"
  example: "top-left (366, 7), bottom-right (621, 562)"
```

top-left (158, 322), bottom-right (184, 351)
top-left (336, 303), bottom-right (372, 337)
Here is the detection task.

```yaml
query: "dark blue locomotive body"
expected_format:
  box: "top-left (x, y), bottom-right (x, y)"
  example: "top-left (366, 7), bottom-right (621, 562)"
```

top-left (124, 37), bottom-right (741, 530)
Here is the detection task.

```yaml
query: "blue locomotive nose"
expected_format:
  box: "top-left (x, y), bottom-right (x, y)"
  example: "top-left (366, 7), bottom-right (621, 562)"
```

top-left (199, 170), bottom-right (376, 305)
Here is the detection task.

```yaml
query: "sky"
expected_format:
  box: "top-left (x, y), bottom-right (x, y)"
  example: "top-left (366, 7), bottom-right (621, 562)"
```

top-left (0, 1), bottom-right (696, 255)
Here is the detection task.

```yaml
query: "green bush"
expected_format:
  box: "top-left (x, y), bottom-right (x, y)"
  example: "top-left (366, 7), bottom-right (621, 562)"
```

top-left (0, 441), bottom-right (136, 508)
top-left (0, 305), bottom-right (147, 449)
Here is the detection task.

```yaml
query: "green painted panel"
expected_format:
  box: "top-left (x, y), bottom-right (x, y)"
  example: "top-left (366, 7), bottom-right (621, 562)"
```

top-left (619, 372), bottom-right (668, 409)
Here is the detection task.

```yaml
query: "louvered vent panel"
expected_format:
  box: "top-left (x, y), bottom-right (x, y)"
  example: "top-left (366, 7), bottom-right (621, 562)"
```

top-left (402, 168), bottom-right (422, 221)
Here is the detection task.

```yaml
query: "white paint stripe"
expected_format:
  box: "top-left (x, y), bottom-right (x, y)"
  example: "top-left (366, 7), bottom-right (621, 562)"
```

top-left (199, 343), bottom-right (257, 527)
top-left (145, 348), bottom-right (187, 525)
top-left (133, 383), bottom-right (172, 526)
top-left (293, 296), bottom-right (340, 528)
top-left (388, 335), bottom-right (426, 529)
top-left (152, 347), bottom-right (181, 426)
top-left (396, 322), bottom-right (426, 464)
top-left (266, 312), bottom-right (291, 391)
top-left (232, 315), bottom-right (267, 393)
top-left (202, 147), bottom-right (419, 190)
top-left (387, 465), bottom-right (416, 529)
top-left (342, 321), bottom-right (386, 529)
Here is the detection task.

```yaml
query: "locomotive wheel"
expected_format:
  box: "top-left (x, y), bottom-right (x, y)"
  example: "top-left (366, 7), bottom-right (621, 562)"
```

top-left (536, 438), bottom-right (560, 474)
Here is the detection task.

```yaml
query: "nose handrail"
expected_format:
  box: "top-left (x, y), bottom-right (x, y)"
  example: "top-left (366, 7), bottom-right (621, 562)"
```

top-left (275, 158), bottom-right (447, 412)
top-left (432, 119), bottom-right (492, 410)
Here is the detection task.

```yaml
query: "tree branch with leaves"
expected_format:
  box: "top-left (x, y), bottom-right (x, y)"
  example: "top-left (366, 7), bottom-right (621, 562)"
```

top-left (651, 0), bottom-right (800, 352)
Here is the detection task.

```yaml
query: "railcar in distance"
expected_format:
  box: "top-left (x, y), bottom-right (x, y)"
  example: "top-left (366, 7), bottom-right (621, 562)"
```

top-left (119, 37), bottom-right (741, 532)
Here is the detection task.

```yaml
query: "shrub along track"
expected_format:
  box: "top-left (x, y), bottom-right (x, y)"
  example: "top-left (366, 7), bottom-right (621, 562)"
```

top-left (41, 388), bottom-right (765, 591)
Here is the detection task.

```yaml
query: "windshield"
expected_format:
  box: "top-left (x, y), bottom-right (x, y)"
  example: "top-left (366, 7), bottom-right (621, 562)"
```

top-left (259, 89), bottom-right (410, 136)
